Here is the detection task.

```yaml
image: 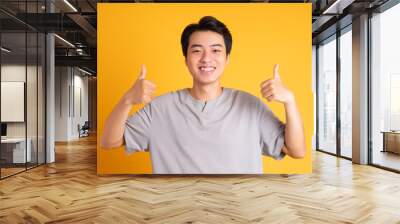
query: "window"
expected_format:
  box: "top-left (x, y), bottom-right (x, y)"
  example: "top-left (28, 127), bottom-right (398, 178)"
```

top-left (317, 35), bottom-right (337, 154)
top-left (371, 2), bottom-right (400, 171)
top-left (339, 27), bottom-right (352, 158)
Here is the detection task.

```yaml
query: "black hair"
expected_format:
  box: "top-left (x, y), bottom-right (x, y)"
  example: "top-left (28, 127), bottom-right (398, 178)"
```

top-left (180, 16), bottom-right (232, 58)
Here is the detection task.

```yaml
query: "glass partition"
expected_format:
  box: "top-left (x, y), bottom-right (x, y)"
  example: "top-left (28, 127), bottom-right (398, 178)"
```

top-left (339, 27), bottom-right (352, 158)
top-left (27, 30), bottom-right (38, 169)
top-left (317, 35), bottom-right (337, 155)
top-left (1, 30), bottom-right (28, 177)
top-left (371, 3), bottom-right (400, 171)
top-left (0, 1), bottom-right (46, 179)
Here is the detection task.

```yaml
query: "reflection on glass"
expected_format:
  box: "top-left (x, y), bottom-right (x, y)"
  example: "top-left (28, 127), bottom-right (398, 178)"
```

top-left (27, 31), bottom-right (38, 169)
top-left (371, 3), bottom-right (400, 171)
top-left (38, 33), bottom-right (46, 165)
top-left (1, 31), bottom-right (27, 177)
top-left (0, 1), bottom-right (47, 179)
top-left (390, 75), bottom-right (400, 130)
top-left (340, 29), bottom-right (352, 158)
top-left (318, 36), bottom-right (337, 154)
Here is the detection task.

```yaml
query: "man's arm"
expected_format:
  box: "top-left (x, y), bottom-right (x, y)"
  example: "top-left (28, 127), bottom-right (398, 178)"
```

top-left (281, 99), bottom-right (306, 158)
top-left (260, 64), bottom-right (306, 159)
top-left (100, 65), bottom-right (156, 149)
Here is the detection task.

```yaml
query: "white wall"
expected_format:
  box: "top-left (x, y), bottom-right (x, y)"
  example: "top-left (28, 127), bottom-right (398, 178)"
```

top-left (72, 73), bottom-right (89, 138)
top-left (55, 67), bottom-right (89, 141)
top-left (312, 45), bottom-right (316, 151)
top-left (1, 65), bottom-right (39, 138)
top-left (1, 63), bottom-right (46, 164)
top-left (55, 66), bottom-right (69, 141)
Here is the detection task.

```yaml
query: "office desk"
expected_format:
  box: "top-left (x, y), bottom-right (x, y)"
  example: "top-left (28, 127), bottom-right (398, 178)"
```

top-left (381, 131), bottom-right (400, 154)
top-left (1, 138), bottom-right (31, 163)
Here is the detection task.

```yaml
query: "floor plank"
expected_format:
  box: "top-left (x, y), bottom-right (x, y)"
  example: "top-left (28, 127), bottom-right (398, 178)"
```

top-left (1, 135), bottom-right (400, 223)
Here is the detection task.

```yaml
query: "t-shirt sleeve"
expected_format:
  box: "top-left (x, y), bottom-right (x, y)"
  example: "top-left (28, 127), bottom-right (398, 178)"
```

top-left (257, 99), bottom-right (286, 160)
top-left (124, 103), bottom-right (152, 153)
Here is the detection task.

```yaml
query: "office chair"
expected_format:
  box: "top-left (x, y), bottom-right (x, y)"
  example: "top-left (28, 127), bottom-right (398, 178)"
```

top-left (79, 121), bottom-right (90, 138)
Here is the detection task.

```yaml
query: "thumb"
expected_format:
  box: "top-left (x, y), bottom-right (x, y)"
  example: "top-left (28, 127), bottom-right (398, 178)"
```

top-left (138, 64), bottom-right (147, 80)
top-left (273, 64), bottom-right (280, 80)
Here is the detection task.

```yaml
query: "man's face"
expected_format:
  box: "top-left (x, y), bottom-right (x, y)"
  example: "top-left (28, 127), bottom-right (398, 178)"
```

top-left (185, 31), bottom-right (228, 86)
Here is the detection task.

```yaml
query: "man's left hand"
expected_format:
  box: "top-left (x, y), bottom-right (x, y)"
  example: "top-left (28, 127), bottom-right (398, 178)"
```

top-left (260, 64), bottom-right (295, 105)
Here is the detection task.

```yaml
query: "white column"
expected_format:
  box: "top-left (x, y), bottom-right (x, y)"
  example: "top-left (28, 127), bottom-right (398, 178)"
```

top-left (46, 32), bottom-right (55, 163)
top-left (45, 0), bottom-right (55, 163)
top-left (352, 14), bottom-right (369, 164)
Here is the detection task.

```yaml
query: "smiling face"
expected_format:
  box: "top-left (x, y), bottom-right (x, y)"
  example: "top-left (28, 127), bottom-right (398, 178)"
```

top-left (185, 31), bottom-right (229, 87)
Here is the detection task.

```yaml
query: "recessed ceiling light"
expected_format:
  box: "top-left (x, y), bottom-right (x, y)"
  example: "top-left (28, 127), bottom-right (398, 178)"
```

top-left (322, 0), bottom-right (354, 15)
top-left (63, 0), bottom-right (78, 12)
top-left (77, 67), bottom-right (93, 76)
top-left (54, 34), bottom-right (75, 48)
top-left (1, 47), bottom-right (11, 53)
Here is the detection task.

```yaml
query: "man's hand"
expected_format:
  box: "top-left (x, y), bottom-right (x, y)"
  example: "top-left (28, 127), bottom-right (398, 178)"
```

top-left (260, 64), bottom-right (294, 105)
top-left (101, 65), bottom-right (156, 149)
top-left (260, 64), bottom-right (306, 159)
top-left (121, 65), bottom-right (156, 105)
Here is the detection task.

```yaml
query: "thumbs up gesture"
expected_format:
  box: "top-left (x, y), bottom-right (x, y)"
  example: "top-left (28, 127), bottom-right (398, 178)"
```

top-left (260, 64), bottom-right (294, 105)
top-left (121, 65), bottom-right (156, 105)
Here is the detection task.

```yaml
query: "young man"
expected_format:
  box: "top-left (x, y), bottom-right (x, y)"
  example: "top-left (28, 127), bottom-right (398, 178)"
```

top-left (101, 16), bottom-right (306, 174)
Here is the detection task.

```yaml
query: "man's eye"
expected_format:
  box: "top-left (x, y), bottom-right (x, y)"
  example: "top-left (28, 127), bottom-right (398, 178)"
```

top-left (213, 49), bottom-right (221, 53)
top-left (192, 50), bottom-right (201, 53)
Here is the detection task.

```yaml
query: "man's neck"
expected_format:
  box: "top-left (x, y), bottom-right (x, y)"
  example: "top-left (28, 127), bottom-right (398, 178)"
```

top-left (190, 82), bottom-right (222, 101)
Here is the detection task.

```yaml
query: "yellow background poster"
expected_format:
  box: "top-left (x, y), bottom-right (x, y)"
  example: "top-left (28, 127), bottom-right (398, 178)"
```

top-left (98, 3), bottom-right (312, 174)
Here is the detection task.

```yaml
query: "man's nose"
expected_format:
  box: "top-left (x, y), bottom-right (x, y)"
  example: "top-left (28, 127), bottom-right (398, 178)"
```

top-left (200, 51), bottom-right (211, 62)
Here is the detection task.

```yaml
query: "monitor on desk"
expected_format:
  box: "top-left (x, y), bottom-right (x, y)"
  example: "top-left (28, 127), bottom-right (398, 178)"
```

top-left (1, 123), bottom-right (7, 139)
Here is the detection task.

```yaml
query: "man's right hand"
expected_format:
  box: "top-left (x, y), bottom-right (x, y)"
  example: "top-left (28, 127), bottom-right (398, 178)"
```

top-left (121, 65), bottom-right (156, 105)
top-left (101, 65), bottom-right (156, 149)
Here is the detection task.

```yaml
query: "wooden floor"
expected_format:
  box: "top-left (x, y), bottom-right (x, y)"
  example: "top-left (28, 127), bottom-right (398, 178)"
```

top-left (373, 151), bottom-right (400, 171)
top-left (0, 167), bottom-right (26, 178)
top-left (1, 135), bottom-right (400, 223)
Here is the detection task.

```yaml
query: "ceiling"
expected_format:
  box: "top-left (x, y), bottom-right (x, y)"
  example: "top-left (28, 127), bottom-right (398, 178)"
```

top-left (0, 0), bottom-right (394, 75)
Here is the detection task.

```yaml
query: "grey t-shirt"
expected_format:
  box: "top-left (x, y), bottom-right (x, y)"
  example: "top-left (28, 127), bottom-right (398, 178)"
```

top-left (124, 87), bottom-right (285, 174)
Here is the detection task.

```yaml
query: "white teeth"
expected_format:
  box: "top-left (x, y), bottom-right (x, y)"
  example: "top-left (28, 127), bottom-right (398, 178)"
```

top-left (199, 66), bottom-right (215, 72)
